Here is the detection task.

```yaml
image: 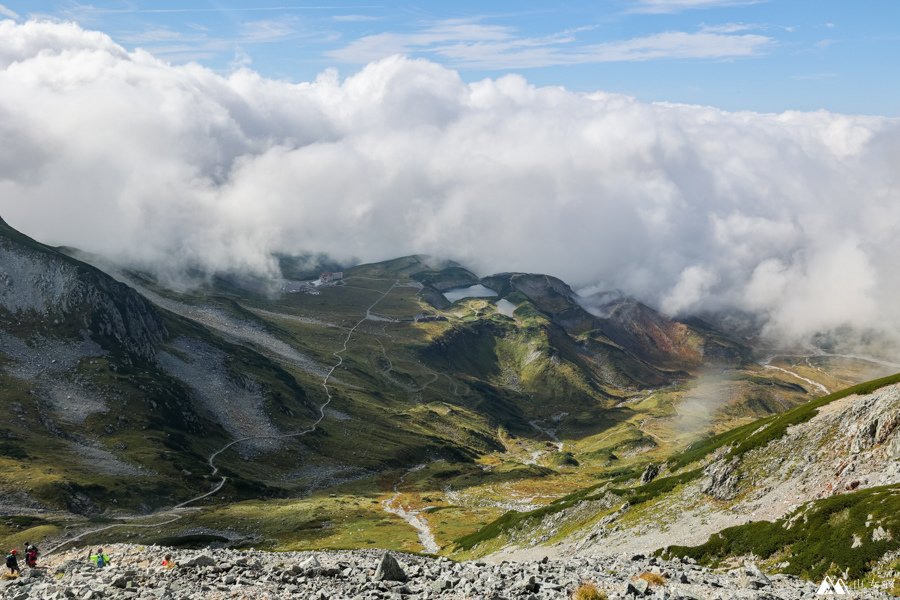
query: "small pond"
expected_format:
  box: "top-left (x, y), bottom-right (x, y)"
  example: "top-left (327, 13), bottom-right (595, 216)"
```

top-left (443, 284), bottom-right (498, 303)
top-left (494, 298), bottom-right (517, 317)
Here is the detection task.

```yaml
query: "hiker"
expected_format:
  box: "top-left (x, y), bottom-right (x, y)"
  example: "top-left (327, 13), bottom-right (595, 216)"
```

top-left (5, 549), bottom-right (19, 575)
top-left (88, 548), bottom-right (110, 568)
top-left (24, 542), bottom-right (38, 568)
top-left (161, 554), bottom-right (175, 569)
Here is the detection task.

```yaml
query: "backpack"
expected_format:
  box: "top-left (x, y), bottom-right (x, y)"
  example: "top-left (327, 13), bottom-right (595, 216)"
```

top-left (96, 555), bottom-right (105, 568)
top-left (5, 554), bottom-right (14, 568)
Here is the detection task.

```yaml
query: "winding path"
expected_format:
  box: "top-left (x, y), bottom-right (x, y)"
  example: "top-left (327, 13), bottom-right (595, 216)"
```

top-left (761, 355), bottom-right (830, 395)
top-left (760, 350), bottom-right (900, 397)
top-left (528, 420), bottom-right (564, 452)
top-left (523, 419), bottom-right (565, 465)
top-left (176, 279), bottom-right (400, 509)
top-left (47, 280), bottom-right (400, 555)
top-left (807, 352), bottom-right (900, 370)
top-left (44, 513), bottom-right (186, 556)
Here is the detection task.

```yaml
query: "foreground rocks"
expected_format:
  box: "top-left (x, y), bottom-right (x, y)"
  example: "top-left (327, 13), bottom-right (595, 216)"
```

top-left (0, 544), bottom-right (890, 599)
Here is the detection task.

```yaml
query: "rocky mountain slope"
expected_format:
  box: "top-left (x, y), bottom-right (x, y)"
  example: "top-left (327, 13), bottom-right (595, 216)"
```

top-left (0, 216), bottom-right (166, 359)
top-left (464, 376), bottom-right (900, 584)
top-left (7, 543), bottom-right (893, 600)
top-left (0, 216), bottom-right (322, 515)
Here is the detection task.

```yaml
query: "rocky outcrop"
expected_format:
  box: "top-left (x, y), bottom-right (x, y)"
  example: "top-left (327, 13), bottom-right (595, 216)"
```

top-left (702, 455), bottom-right (742, 500)
top-left (0, 217), bottom-right (166, 359)
top-left (561, 383), bottom-right (900, 569)
top-left (849, 403), bottom-right (900, 455)
top-left (640, 463), bottom-right (660, 485)
top-left (4, 543), bottom-right (890, 600)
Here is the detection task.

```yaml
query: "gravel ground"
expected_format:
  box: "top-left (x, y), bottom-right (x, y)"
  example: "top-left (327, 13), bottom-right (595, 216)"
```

top-left (158, 337), bottom-right (281, 453)
top-left (67, 441), bottom-right (153, 478)
top-left (0, 332), bottom-right (110, 423)
top-left (0, 332), bottom-right (104, 379)
top-left (132, 284), bottom-right (329, 379)
top-left (3, 543), bottom-right (891, 599)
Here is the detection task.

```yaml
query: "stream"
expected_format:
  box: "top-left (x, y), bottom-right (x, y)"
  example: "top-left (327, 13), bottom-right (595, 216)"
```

top-left (382, 465), bottom-right (440, 554)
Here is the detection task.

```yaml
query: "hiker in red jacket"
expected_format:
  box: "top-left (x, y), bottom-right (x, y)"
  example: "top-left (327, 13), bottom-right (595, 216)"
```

top-left (24, 543), bottom-right (38, 568)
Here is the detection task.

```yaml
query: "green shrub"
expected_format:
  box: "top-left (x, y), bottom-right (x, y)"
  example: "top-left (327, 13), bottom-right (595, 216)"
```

top-left (663, 485), bottom-right (900, 581)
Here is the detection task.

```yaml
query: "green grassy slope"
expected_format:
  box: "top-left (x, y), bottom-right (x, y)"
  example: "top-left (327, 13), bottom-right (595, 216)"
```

top-left (662, 484), bottom-right (900, 581)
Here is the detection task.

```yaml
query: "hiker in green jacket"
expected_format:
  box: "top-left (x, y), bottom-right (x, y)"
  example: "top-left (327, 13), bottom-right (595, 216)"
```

top-left (88, 548), bottom-right (110, 568)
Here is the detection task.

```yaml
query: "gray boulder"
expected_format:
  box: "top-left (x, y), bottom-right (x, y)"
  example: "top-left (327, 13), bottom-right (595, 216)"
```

top-left (182, 554), bottom-right (217, 568)
top-left (294, 556), bottom-right (321, 576)
top-left (745, 563), bottom-right (771, 586)
top-left (627, 578), bottom-right (650, 596)
top-left (374, 552), bottom-right (407, 582)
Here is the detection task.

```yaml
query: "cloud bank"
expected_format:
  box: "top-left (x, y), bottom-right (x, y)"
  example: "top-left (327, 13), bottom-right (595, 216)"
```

top-left (1, 20), bottom-right (899, 348)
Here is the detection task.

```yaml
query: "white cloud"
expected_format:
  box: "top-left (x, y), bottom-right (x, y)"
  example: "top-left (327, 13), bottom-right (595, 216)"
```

top-left (1, 20), bottom-right (899, 349)
top-left (579, 30), bottom-right (770, 62)
top-left (230, 46), bottom-right (253, 70)
top-left (0, 4), bottom-right (18, 20)
top-left (699, 22), bottom-right (759, 34)
top-left (662, 266), bottom-right (718, 314)
top-left (118, 27), bottom-right (191, 44)
top-left (632, 0), bottom-right (767, 14)
top-left (328, 19), bottom-right (772, 68)
top-left (327, 20), bottom-right (515, 63)
top-left (434, 31), bottom-right (771, 69)
top-left (332, 14), bottom-right (380, 23)
top-left (116, 16), bottom-right (308, 64)
top-left (239, 18), bottom-right (297, 43)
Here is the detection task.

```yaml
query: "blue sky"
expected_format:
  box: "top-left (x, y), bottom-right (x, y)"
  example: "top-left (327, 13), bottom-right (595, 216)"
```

top-left (2, 1), bottom-right (898, 115)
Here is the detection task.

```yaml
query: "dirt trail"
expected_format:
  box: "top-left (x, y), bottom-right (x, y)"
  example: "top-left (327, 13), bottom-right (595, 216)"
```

top-left (787, 351), bottom-right (900, 370)
top-left (524, 419), bottom-right (565, 465)
top-left (529, 420), bottom-right (564, 451)
top-left (762, 355), bottom-right (830, 394)
top-left (370, 324), bottom-right (447, 399)
top-left (47, 280), bottom-right (400, 555)
top-left (833, 353), bottom-right (900, 368)
top-left (45, 512), bottom-right (187, 556)
top-left (177, 280), bottom-right (400, 509)
top-left (382, 465), bottom-right (440, 554)
top-left (760, 351), bottom-right (900, 396)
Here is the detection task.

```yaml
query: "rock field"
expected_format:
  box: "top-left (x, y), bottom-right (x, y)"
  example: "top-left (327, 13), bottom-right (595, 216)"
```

top-left (0, 544), bottom-right (890, 599)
